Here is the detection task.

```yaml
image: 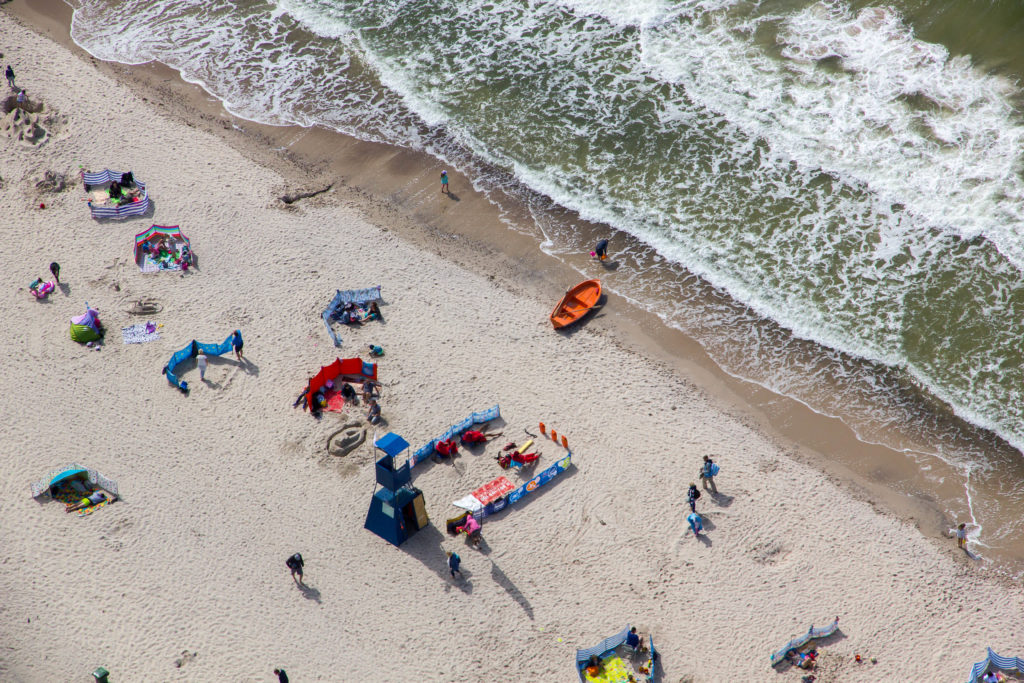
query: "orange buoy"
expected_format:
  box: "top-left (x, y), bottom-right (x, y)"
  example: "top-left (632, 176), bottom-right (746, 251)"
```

top-left (550, 429), bottom-right (557, 443)
top-left (561, 435), bottom-right (568, 449)
top-left (539, 422), bottom-right (546, 435)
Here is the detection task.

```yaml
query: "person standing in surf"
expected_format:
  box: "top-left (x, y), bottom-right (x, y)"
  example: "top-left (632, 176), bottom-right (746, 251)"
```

top-left (440, 170), bottom-right (450, 194)
top-left (593, 238), bottom-right (609, 261)
top-left (956, 523), bottom-right (967, 549)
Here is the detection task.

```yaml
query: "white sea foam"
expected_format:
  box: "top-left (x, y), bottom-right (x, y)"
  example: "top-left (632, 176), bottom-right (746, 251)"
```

top-left (641, 0), bottom-right (1024, 267)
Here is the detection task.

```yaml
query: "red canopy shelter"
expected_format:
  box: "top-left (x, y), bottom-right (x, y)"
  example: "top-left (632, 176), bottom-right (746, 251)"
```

top-left (307, 358), bottom-right (377, 410)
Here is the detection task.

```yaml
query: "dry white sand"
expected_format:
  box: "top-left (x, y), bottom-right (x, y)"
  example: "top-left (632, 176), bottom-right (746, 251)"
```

top-left (1, 12), bottom-right (1022, 682)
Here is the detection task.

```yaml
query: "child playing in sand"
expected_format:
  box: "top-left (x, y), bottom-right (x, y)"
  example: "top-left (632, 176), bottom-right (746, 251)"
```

top-left (286, 553), bottom-right (304, 584)
top-left (367, 399), bottom-right (381, 425)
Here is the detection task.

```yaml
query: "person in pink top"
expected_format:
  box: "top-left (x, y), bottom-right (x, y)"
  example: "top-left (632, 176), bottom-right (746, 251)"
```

top-left (458, 514), bottom-right (482, 547)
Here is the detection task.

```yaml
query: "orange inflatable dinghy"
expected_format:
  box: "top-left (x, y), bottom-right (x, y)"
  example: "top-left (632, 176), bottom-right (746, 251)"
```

top-left (550, 279), bottom-right (602, 329)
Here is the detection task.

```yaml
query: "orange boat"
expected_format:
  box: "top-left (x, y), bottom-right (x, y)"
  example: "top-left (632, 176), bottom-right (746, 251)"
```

top-left (550, 279), bottom-right (602, 329)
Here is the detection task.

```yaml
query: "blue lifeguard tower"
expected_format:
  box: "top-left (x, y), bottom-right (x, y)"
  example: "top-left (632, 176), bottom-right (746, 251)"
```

top-left (364, 433), bottom-right (429, 546)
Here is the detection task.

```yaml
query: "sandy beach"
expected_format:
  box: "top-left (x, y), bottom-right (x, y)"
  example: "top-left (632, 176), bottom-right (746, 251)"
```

top-left (1, 7), bottom-right (1022, 683)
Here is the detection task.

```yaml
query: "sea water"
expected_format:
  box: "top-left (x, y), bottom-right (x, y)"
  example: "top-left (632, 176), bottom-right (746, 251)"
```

top-left (65, 0), bottom-right (1024, 569)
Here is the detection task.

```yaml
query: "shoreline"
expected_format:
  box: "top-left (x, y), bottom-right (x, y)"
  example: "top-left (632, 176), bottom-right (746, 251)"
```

top-left (2, 4), bottom-right (1023, 681)
top-left (6, 0), bottom-right (1022, 574)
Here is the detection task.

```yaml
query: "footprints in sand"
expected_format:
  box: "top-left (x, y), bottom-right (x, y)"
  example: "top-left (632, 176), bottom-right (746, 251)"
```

top-left (749, 540), bottom-right (790, 566)
top-left (221, 306), bottom-right (252, 328)
top-left (173, 649), bottom-right (198, 668)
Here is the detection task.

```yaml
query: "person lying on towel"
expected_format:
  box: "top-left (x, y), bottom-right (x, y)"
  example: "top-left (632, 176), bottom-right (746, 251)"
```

top-left (65, 490), bottom-right (116, 513)
top-left (496, 449), bottom-right (541, 468)
top-left (460, 428), bottom-right (503, 444)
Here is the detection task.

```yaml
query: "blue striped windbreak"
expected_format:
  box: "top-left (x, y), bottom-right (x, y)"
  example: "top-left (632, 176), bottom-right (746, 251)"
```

top-left (575, 626), bottom-right (630, 681)
top-left (83, 169), bottom-right (149, 219)
top-left (769, 617), bottom-right (840, 666)
top-left (966, 648), bottom-right (1024, 682)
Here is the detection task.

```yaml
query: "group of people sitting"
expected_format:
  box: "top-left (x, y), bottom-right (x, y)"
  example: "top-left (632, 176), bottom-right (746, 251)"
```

top-left (785, 649), bottom-right (817, 670)
top-left (294, 377), bottom-right (382, 424)
top-left (96, 172), bottom-right (142, 205)
top-left (29, 277), bottom-right (56, 299)
top-left (333, 301), bottom-right (382, 325)
top-left (140, 237), bottom-right (191, 271)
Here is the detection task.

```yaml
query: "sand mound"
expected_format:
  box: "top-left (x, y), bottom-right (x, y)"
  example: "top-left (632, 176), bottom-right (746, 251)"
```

top-left (2, 106), bottom-right (48, 145)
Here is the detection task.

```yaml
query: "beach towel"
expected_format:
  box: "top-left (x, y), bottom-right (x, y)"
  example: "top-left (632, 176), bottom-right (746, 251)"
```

top-left (583, 655), bottom-right (631, 683)
top-left (324, 389), bottom-right (346, 413)
top-left (121, 322), bottom-right (161, 344)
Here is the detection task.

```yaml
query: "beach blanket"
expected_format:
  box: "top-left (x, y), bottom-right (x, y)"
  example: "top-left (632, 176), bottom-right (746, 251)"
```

top-left (122, 322), bottom-right (161, 344)
top-left (583, 655), bottom-right (631, 683)
top-left (324, 389), bottom-right (346, 413)
top-left (52, 489), bottom-right (110, 517)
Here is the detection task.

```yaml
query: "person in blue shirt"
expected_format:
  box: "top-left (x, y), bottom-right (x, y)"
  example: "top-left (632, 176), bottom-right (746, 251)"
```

top-left (687, 512), bottom-right (703, 536)
top-left (232, 330), bottom-right (244, 361)
top-left (447, 551), bottom-right (462, 578)
top-left (700, 455), bottom-right (718, 493)
top-left (626, 627), bottom-right (641, 650)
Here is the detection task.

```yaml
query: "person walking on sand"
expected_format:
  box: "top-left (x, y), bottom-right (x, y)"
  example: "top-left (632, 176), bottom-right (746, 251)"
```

top-left (5, 65), bottom-right (15, 89)
top-left (232, 330), bottom-right (244, 362)
top-left (447, 551), bottom-right (462, 578)
top-left (286, 552), bottom-right (304, 584)
top-left (440, 170), bottom-right (449, 194)
top-left (197, 350), bottom-right (208, 381)
top-left (956, 523), bottom-right (967, 549)
top-left (17, 89), bottom-right (26, 107)
top-left (273, 668), bottom-right (289, 683)
top-left (686, 511), bottom-right (703, 536)
top-left (700, 455), bottom-right (718, 493)
top-left (687, 482), bottom-right (701, 513)
top-left (49, 262), bottom-right (60, 284)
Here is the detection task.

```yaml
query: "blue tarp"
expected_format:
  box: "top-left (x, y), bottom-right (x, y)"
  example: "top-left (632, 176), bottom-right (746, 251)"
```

top-left (966, 649), bottom-right (1024, 682)
top-left (163, 330), bottom-right (241, 391)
